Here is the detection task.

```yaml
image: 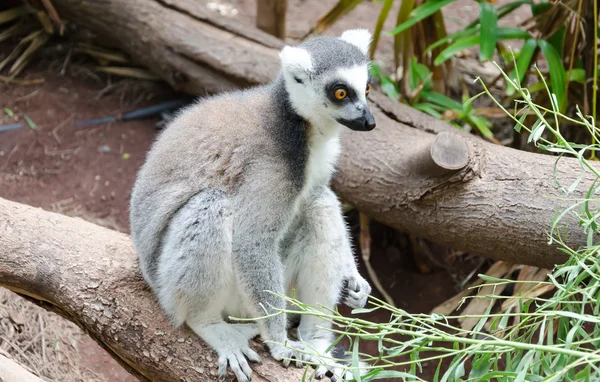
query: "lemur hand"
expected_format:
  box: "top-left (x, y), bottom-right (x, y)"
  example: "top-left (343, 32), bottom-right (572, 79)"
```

top-left (341, 274), bottom-right (371, 309)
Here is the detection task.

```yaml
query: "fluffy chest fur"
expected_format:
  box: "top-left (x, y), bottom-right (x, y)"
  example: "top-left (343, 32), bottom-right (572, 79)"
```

top-left (301, 127), bottom-right (341, 198)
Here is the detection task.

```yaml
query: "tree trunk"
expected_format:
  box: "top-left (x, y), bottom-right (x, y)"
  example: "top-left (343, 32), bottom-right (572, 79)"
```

top-left (0, 198), bottom-right (307, 382)
top-left (256, 0), bottom-right (287, 39)
top-left (45, 0), bottom-right (598, 267)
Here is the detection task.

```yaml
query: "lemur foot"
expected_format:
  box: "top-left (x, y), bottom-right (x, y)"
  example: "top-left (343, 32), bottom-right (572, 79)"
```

top-left (342, 274), bottom-right (372, 309)
top-left (231, 323), bottom-right (261, 341)
top-left (197, 323), bottom-right (261, 382)
top-left (268, 340), bottom-right (310, 368)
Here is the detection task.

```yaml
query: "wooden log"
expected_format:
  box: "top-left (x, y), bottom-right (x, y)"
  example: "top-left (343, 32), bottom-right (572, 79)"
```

top-left (256, 0), bottom-right (287, 39)
top-left (0, 198), bottom-right (307, 382)
top-left (41, 0), bottom-right (600, 267)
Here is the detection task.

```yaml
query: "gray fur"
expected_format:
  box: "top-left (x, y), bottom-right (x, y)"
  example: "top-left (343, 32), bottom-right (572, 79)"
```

top-left (297, 36), bottom-right (369, 75)
top-left (130, 29), bottom-right (374, 381)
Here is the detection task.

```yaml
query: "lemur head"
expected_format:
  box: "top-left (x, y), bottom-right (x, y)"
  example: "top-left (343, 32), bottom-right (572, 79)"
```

top-left (278, 29), bottom-right (376, 132)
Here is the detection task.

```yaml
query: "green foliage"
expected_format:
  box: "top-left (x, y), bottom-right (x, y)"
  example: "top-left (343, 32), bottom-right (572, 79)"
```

top-left (270, 66), bottom-right (600, 381)
top-left (370, 59), bottom-right (494, 138)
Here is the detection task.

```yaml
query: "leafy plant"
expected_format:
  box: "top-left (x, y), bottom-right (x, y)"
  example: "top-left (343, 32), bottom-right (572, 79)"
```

top-left (370, 59), bottom-right (495, 140)
top-left (269, 64), bottom-right (600, 381)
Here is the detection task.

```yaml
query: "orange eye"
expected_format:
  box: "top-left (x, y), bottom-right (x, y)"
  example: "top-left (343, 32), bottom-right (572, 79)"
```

top-left (366, 83), bottom-right (372, 94)
top-left (334, 89), bottom-right (347, 100)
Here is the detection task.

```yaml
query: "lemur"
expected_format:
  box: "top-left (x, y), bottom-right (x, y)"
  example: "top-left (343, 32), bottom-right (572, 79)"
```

top-left (129, 29), bottom-right (375, 381)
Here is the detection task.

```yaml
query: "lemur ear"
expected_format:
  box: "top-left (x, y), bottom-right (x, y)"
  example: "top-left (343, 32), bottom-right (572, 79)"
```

top-left (340, 29), bottom-right (372, 55)
top-left (279, 46), bottom-right (313, 80)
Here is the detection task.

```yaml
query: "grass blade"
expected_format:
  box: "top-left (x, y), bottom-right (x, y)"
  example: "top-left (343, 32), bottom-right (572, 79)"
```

top-left (479, 1), bottom-right (498, 61)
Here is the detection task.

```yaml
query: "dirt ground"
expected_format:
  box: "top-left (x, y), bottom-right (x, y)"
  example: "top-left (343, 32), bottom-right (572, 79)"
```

top-left (0, 0), bottom-right (531, 380)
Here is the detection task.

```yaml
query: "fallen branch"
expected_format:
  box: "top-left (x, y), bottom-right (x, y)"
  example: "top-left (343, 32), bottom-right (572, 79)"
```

top-left (0, 198), bottom-right (306, 382)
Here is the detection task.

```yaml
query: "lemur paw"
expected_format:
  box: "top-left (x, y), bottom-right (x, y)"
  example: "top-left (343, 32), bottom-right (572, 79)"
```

top-left (269, 340), bottom-right (310, 368)
top-left (216, 345), bottom-right (261, 382)
top-left (342, 274), bottom-right (372, 309)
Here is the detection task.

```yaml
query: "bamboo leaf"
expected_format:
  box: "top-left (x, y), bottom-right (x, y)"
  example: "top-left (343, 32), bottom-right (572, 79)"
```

top-left (0, 6), bottom-right (34, 25)
top-left (421, 90), bottom-right (463, 110)
top-left (308, 0), bottom-right (364, 35)
top-left (388, 0), bottom-right (455, 36)
top-left (466, 0), bottom-right (531, 29)
top-left (24, 115), bottom-right (36, 129)
top-left (479, 2), bottom-right (498, 61)
top-left (538, 39), bottom-right (567, 112)
top-left (425, 27), bottom-right (478, 56)
top-left (351, 336), bottom-right (361, 382)
top-left (370, 0), bottom-right (394, 58)
top-left (512, 38), bottom-right (537, 86)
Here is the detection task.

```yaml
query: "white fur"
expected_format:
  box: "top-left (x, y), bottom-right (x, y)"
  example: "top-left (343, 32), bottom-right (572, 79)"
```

top-left (302, 132), bottom-right (341, 201)
top-left (278, 46), bottom-right (313, 77)
top-left (337, 65), bottom-right (370, 103)
top-left (340, 29), bottom-right (372, 55)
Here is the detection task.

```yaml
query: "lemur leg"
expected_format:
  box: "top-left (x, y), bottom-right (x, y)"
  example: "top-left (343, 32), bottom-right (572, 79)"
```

top-left (155, 190), bottom-right (260, 382)
top-left (233, 201), bottom-right (311, 367)
top-left (283, 187), bottom-right (372, 380)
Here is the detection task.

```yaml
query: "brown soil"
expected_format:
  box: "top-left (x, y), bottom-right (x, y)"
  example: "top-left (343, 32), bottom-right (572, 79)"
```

top-left (0, 0), bottom-right (532, 380)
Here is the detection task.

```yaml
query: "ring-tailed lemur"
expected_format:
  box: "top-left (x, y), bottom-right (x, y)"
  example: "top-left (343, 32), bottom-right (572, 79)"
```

top-left (130, 29), bottom-right (375, 381)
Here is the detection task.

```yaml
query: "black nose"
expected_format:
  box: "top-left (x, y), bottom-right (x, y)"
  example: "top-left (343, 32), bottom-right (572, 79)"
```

top-left (335, 107), bottom-right (377, 131)
top-left (363, 108), bottom-right (376, 131)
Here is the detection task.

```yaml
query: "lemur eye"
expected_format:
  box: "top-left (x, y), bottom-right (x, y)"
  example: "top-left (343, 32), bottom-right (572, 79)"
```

top-left (334, 88), bottom-right (347, 100)
top-left (366, 83), bottom-right (372, 95)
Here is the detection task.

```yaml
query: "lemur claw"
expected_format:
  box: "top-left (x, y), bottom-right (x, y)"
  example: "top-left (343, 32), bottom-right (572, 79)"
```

top-left (342, 274), bottom-right (372, 309)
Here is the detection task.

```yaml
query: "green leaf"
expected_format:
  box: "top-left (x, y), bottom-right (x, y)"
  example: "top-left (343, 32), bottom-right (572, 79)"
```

top-left (24, 115), bottom-right (36, 129)
top-left (538, 39), bottom-right (567, 112)
top-left (370, 63), bottom-right (400, 100)
top-left (388, 0), bottom-right (455, 36)
top-left (512, 38), bottom-right (537, 87)
top-left (408, 56), bottom-right (432, 92)
top-left (370, 0), bottom-right (394, 57)
top-left (363, 370), bottom-right (423, 381)
top-left (3, 107), bottom-right (14, 118)
top-left (421, 90), bottom-right (463, 110)
top-left (466, 0), bottom-right (531, 29)
top-left (425, 27), bottom-right (478, 56)
top-left (568, 68), bottom-right (586, 84)
top-left (434, 35), bottom-right (480, 66)
top-left (435, 27), bottom-right (530, 66)
top-left (479, 2), bottom-right (498, 61)
top-left (531, 1), bottom-right (551, 16)
top-left (547, 25), bottom-right (566, 57)
top-left (467, 114), bottom-right (494, 138)
top-left (351, 336), bottom-right (361, 382)
top-left (413, 103), bottom-right (443, 118)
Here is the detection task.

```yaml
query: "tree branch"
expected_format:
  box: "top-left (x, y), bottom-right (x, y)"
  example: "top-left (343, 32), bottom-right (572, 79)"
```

top-left (0, 197), bottom-right (306, 382)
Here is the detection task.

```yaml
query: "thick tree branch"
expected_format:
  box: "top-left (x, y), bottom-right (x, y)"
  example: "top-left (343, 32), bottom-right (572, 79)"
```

top-left (45, 1), bottom-right (599, 266)
top-left (0, 198), bottom-right (306, 382)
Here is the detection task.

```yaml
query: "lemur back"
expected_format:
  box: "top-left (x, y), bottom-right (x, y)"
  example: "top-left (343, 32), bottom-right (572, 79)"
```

top-left (129, 29), bottom-right (375, 382)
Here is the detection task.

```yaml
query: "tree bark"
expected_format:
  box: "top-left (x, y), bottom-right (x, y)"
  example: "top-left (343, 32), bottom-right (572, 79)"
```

top-left (0, 198), bottom-right (307, 382)
top-left (256, 0), bottom-right (287, 39)
top-left (46, 0), bottom-right (598, 267)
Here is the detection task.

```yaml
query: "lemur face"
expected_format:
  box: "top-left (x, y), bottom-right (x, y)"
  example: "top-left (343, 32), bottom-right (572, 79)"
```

top-left (279, 29), bottom-right (377, 132)
top-left (322, 65), bottom-right (375, 131)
